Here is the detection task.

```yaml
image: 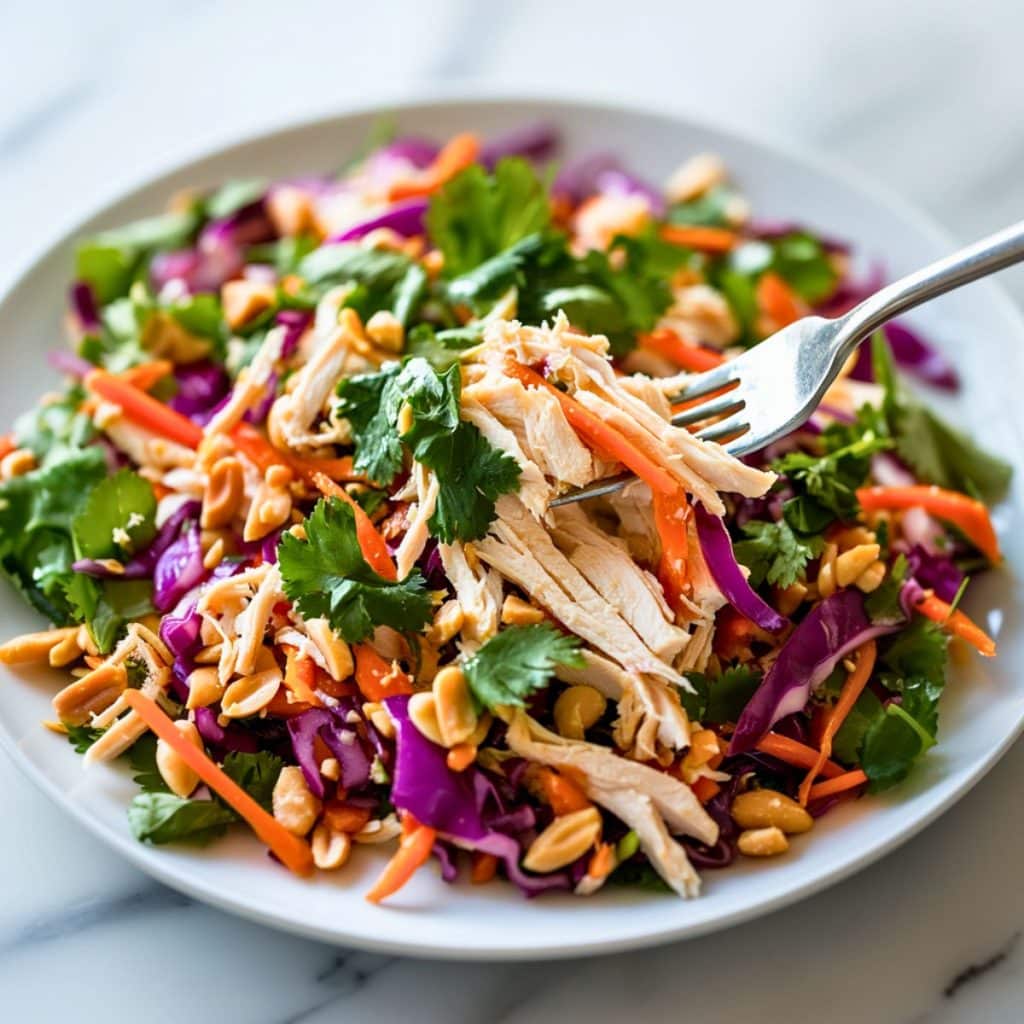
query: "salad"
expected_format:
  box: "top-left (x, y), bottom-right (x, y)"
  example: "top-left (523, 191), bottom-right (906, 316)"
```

top-left (0, 123), bottom-right (1011, 901)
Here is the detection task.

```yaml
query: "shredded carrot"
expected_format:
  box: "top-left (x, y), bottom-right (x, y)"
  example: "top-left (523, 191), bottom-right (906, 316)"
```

top-left (231, 422), bottom-right (366, 485)
top-left (365, 815), bottom-right (437, 903)
top-left (639, 327), bottom-right (727, 373)
top-left (122, 690), bottom-right (313, 875)
top-left (807, 769), bottom-right (869, 803)
top-left (916, 593), bottom-right (996, 657)
top-left (118, 359), bottom-right (175, 392)
top-left (505, 360), bottom-right (678, 497)
top-left (0, 434), bottom-right (15, 461)
top-left (387, 133), bottom-right (480, 202)
top-left (755, 732), bottom-right (845, 779)
top-left (653, 486), bottom-right (692, 614)
top-left (262, 688), bottom-right (313, 717)
top-left (322, 800), bottom-right (373, 834)
top-left (659, 224), bottom-right (738, 253)
top-left (856, 484), bottom-right (1001, 564)
top-left (712, 607), bottom-right (758, 662)
top-left (756, 271), bottom-right (804, 328)
top-left (311, 471), bottom-right (397, 581)
top-left (85, 369), bottom-right (203, 449)
top-left (691, 776), bottom-right (721, 804)
top-left (446, 743), bottom-right (477, 772)
top-left (797, 641), bottom-right (877, 806)
top-left (471, 851), bottom-right (499, 884)
top-left (353, 643), bottom-right (414, 701)
top-left (282, 647), bottom-right (324, 707)
top-left (534, 766), bottom-right (592, 815)
top-left (587, 842), bottom-right (616, 881)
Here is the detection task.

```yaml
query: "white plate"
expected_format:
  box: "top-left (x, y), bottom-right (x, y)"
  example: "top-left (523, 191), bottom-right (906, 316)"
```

top-left (1, 92), bottom-right (1023, 961)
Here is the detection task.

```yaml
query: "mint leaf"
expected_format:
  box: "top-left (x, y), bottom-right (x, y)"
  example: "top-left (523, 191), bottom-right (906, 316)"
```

top-left (733, 519), bottom-right (823, 589)
top-left (463, 624), bottom-right (583, 712)
top-left (128, 793), bottom-right (237, 846)
top-left (278, 498), bottom-right (433, 642)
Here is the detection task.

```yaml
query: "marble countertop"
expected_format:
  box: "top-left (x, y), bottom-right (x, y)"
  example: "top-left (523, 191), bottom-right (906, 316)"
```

top-left (3, 2), bottom-right (1024, 1020)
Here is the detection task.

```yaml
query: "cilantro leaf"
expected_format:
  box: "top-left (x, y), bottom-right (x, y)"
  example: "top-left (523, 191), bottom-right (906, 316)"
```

top-left (873, 332), bottom-right (1011, 503)
top-left (863, 553), bottom-right (909, 624)
top-left (733, 520), bottom-right (823, 589)
top-left (680, 665), bottom-right (762, 724)
top-left (278, 498), bottom-right (433, 642)
top-left (830, 689), bottom-right (884, 765)
top-left (666, 186), bottom-right (738, 228)
top-left (427, 158), bottom-right (552, 277)
top-left (446, 233), bottom-right (548, 308)
top-left (71, 469), bottom-right (157, 560)
top-left (297, 243), bottom-right (418, 319)
top-left (219, 751), bottom-right (284, 813)
top-left (405, 323), bottom-right (482, 370)
top-left (877, 617), bottom-right (948, 691)
top-left (337, 358), bottom-right (520, 540)
top-left (463, 624), bottom-right (583, 712)
top-left (770, 232), bottom-right (838, 304)
top-left (775, 431), bottom-right (890, 523)
top-left (861, 677), bottom-right (942, 791)
top-left (13, 386), bottom-right (95, 466)
top-left (127, 793), bottom-right (237, 846)
top-left (127, 733), bottom-right (171, 793)
top-left (204, 178), bottom-right (266, 219)
top-left (65, 723), bottom-right (105, 754)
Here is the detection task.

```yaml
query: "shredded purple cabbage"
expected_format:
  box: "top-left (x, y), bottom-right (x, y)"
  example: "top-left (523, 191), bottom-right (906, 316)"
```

top-left (47, 349), bottom-right (95, 379)
top-left (193, 706), bottom-right (260, 754)
top-left (480, 122), bottom-right (560, 168)
top-left (153, 522), bottom-right (205, 613)
top-left (287, 708), bottom-right (372, 799)
top-left (328, 199), bottom-right (428, 244)
top-left (730, 588), bottom-right (900, 754)
top-left (554, 152), bottom-right (664, 215)
top-left (69, 281), bottom-right (102, 332)
top-left (693, 505), bottom-right (789, 633)
top-left (168, 361), bottom-right (230, 419)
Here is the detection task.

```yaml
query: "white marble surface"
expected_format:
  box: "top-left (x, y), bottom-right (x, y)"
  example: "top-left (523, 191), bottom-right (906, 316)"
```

top-left (3, 2), bottom-right (1024, 1020)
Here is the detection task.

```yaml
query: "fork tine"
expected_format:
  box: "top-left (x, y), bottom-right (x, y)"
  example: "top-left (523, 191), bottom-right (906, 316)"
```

top-left (696, 413), bottom-right (750, 445)
top-left (673, 362), bottom-right (739, 402)
top-left (671, 395), bottom-right (746, 428)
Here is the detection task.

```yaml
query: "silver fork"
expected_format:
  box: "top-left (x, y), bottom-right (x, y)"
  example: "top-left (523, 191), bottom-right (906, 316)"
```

top-left (552, 219), bottom-right (1024, 507)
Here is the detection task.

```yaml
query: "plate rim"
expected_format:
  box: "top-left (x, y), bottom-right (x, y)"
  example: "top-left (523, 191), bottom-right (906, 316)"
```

top-left (1, 85), bottom-right (1022, 960)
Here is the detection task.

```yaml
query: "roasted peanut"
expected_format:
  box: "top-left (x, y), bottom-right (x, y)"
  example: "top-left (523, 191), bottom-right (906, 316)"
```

top-left (0, 626), bottom-right (79, 665)
top-left (523, 806), bottom-right (602, 873)
top-left (305, 618), bottom-right (353, 681)
top-left (201, 457), bottom-right (244, 529)
top-left (156, 720), bottom-right (204, 797)
top-left (243, 466), bottom-right (293, 542)
top-left (553, 685), bottom-right (606, 740)
top-left (365, 310), bottom-right (404, 353)
top-left (185, 665), bottom-right (226, 709)
top-left (775, 581), bottom-right (808, 617)
top-left (222, 280), bottom-right (276, 330)
top-left (433, 665), bottom-right (477, 747)
top-left (835, 544), bottom-right (881, 588)
top-left (311, 825), bottom-right (352, 870)
top-left (816, 542), bottom-right (839, 599)
top-left (202, 536), bottom-right (226, 570)
top-left (51, 663), bottom-right (127, 726)
top-left (501, 594), bottom-right (546, 626)
top-left (731, 788), bottom-right (813, 835)
top-left (220, 660), bottom-right (282, 718)
top-left (0, 448), bottom-right (35, 481)
top-left (272, 765), bottom-right (322, 837)
top-left (48, 630), bottom-right (84, 668)
top-left (855, 561), bottom-right (887, 593)
top-left (427, 600), bottom-right (464, 646)
top-left (665, 153), bottom-right (727, 203)
top-left (737, 826), bottom-right (789, 857)
top-left (408, 691), bottom-right (445, 746)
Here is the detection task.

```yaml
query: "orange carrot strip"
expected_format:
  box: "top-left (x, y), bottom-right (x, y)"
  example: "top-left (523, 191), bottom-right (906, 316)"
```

top-left (756, 732), bottom-right (845, 779)
top-left (587, 842), bottom-right (616, 881)
top-left (659, 224), bottom-right (738, 253)
top-left (118, 359), bottom-right (175, 392)
top-left (505, 361), bottom-right (678, 497)
top-left (85, 369), bottom-right (204, 449)
top-left (535, 766), bottom-right (592, 815)
top-left (310, 471), bottom-right (397, 581)
top-left (471, 851), bottom-right (499, 884)
top-left (353, 643), bottom-right (414, 701)
top-left (691, 776), bottom-right (721, 804)
top-left (231, 422), bottom-right (367, 485)
top-left (387, 133), bottom-right (480, 202)
top-left (639, 328), bottom-right (726, 373)
top-left (797, 641), bottom-right (877, 806)
top-left (653, 486), bottom-right (691, 614)
top-left (282, 647), bottom-right (324, 708)
top-left (0, 434), bottom-right (16, 461)
top-left (365, 816), bottom-right (437, 903)
top-left (263, 689), bottom-right (314, 717)
top-left (855, 484), bottom-right (1001, 564)
top-left (122, 690), bottom-right (313, 875)
top-left (756, 271), bottom-right (803, 328)
top-left (808, 769), bottom-right (868, 803)
top-left (916, 593), bottom-right (997, 657)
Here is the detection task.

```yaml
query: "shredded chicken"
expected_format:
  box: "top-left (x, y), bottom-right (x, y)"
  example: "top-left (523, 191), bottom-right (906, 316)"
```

top-left (205, 325), bottom-right (284, 436)
top-left (394, 464), bottom-right (439, 581)
top-left (438, 541), bottom-right (502, 649)
top-left (505, 712), bottom-right (715, 897)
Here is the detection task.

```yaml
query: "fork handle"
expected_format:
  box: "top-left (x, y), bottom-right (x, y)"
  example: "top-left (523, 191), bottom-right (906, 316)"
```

top-left (836, 219), bottom-right (1024, 349)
